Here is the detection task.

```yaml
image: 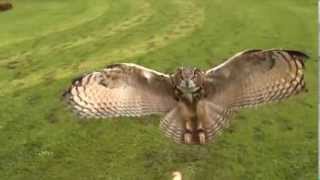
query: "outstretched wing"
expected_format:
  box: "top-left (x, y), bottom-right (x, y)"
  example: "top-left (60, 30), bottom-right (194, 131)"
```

top-left (199, 49), bottom-right (308, 143)
top-left (205, 49), bottom-right (308, 109)
top-left (63, 63), bottom-right (177, 118)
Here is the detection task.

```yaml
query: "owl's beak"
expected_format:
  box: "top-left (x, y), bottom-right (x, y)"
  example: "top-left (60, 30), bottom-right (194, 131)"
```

top-left (186, 80), bottom-right (196, 89)
top-left (185, 80), bottom-right (190, 87)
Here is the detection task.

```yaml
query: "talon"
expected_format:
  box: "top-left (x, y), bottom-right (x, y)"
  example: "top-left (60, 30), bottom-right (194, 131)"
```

top-left (197, 121), bottom-right (204, 130)
top-left (199, 132), bottom-right (206, 144)
top-left (184, 133), bottom-right (192, 144)
top-left (185, 121), bottom-right (192, 131)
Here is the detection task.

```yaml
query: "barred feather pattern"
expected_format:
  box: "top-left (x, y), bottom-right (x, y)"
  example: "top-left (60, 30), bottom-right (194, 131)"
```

top-left (63, 63), bottom-right (177, 118)
top-left (196, 49), bottom-right (309, 144)
top-left (206, 49), bottom-right (308, 110)
top-left (160, 101), bottom-right (234, 144)
top-left (160, 107), bottom-right (185, 143)
top-left (199, 101), bottom-right (234, 142)
top-left (232, 52), bottom-right (306, 108)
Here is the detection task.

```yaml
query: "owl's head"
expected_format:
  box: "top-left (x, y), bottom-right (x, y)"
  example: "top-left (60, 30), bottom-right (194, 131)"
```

top-left (171, 67), bottom-right (203, 94)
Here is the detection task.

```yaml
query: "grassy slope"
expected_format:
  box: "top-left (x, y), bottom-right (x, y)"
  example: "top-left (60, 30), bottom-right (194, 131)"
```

top-left (0, 0), bottom-right (317, 179)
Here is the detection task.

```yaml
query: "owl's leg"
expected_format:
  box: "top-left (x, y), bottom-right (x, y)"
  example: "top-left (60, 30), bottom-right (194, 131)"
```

top-left (198, 129), bottom-right (206, 145)
top-left (196, 101), bottom-right (208, 144)
top-left (184, 132), bottom-right (192, 144)
top-left (184, 120), bottom-right (192, 144)
top-left (178, 102), bottom-right (194, 144)
top-left (194, 115), bottom-right (205, 144)
top-left (184, 121), bottom-right (194, 144)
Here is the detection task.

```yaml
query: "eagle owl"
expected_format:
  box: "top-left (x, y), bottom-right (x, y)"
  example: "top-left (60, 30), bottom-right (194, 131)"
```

top-left (63, 49), bottom-right (308, 144)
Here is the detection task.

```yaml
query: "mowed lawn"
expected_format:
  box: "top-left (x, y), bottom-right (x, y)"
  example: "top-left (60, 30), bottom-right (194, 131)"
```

top-left (0, 0), bottom-right (317, 179)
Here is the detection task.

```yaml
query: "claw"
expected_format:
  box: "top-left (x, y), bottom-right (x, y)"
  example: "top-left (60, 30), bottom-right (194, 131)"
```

top-left (184, 133), bottom-right (192, 144)
top-left (185, 121), bottom-right (192, 131)
top-left (198, 132), bottom-right (206, 144)
top-left (197, 120), bottom-right (204, 130)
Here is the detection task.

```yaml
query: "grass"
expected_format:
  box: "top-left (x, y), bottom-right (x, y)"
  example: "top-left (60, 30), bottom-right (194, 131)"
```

top-left (0, 0), bottom-right (317, 179)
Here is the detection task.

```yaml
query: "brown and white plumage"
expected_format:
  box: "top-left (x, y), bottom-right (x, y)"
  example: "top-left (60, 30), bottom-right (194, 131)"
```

top-left (63, 63), bottom-right (177, 118)
top-left (205, 49), bottom-right (307, 109)
top-left (199, 49), bottom-right (308, 142)
top-left (63, 49), bottom-right (308, 144)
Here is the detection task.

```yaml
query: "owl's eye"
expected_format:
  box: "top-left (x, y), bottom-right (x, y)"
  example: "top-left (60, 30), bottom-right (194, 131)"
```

top-left (192, 75), bottom-right (197, 80)
top-left (193, 72), bottom-right (200, 79)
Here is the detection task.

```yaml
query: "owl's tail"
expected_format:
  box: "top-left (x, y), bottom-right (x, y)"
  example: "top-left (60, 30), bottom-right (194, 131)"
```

top-left (160, 107), bottom-right (186, 144)
top-left (160, 104), bottom-right (220, 145)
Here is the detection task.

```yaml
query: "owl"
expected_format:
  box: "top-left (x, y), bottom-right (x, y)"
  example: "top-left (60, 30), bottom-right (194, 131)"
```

top-left (63, 49), bottom-right (308, 144)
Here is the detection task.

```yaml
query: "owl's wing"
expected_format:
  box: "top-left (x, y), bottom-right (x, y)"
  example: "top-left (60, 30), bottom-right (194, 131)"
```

top-left (198, 49), bottom-right (308, 143)
top-left (63, 63), bottom-right (177, 118)
top-left (205, 49), bottom-right (308, 109)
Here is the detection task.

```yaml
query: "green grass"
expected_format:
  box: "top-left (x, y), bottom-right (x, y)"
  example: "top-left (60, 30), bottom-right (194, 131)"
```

top-left (0, 0), bottom-right (317, 179)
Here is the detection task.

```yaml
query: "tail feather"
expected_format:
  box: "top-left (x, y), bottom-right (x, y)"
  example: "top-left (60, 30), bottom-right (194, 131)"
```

top-left (160, 107), bottom-right (185, 144)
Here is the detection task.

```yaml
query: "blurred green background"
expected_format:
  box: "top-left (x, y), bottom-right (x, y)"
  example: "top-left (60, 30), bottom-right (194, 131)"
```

top-left (0, 0), bottom-right (317, 179)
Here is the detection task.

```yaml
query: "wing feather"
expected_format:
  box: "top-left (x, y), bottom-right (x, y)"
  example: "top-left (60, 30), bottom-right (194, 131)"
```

top-left (63, 63), bottom-right (177, 118)
top-left (205, 49), bottom-right (308, 109)
top-left (199, 49), bottom-right (308, 142)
